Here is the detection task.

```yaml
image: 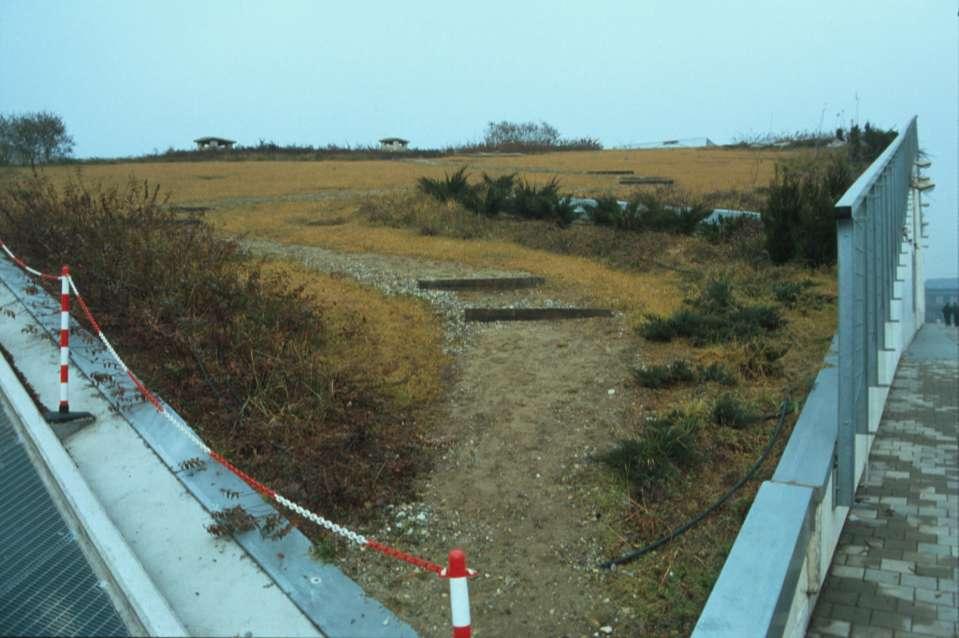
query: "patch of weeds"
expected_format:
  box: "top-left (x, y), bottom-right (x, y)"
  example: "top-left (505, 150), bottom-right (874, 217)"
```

top-left (259, 512), bottom-right (294, 541)
top-left (633, 359), bottom-right (738, 389)
top-left (309, 537), bottom-right (337, 562)
top-left (711, 393), bottom-right (757, 429)
top-left (598, 410), bottom-right (702, 494)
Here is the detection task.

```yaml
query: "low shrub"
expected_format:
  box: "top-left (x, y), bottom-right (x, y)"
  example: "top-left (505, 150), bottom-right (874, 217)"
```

top-left (598, 410), bottom-right (702, 493)
top-left (639, 279), bottom-right (784, 345)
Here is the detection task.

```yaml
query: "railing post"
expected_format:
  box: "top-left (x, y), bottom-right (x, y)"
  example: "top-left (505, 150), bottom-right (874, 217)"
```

top-left (837, 218), bottom-right (857, 506)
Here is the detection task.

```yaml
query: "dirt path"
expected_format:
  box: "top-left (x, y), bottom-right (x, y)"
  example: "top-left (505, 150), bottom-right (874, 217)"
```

top-left (246, 241), bottom-right (643, 636)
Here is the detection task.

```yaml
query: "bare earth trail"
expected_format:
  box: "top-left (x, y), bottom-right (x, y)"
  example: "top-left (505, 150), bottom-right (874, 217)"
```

top-left (245, 240), bottom-right (644, 637)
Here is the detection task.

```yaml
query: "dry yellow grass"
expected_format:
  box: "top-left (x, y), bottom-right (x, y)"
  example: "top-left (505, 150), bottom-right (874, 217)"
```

top-left (38, 146), bottom-right (804, 204)
top-left (256, 260), bottom-right (448, 409)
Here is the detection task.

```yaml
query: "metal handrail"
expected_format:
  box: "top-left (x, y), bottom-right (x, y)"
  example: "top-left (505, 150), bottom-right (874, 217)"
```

top-left (835, 116), bottom-right (917, 218)
top-left (833, 116), bottom-right (921, 507)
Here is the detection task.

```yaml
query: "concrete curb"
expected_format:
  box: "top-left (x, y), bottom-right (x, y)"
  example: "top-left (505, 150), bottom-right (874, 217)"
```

top-left (0, 347), bottom-right (188, 637)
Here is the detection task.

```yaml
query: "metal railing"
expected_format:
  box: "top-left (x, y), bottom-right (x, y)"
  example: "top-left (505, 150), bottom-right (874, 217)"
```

top-left (834, 116), bottom-right (921, 506)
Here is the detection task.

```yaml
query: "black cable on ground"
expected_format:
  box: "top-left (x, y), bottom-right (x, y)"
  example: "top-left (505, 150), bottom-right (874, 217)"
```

top-left (599, 397), bottom-right (792, 570)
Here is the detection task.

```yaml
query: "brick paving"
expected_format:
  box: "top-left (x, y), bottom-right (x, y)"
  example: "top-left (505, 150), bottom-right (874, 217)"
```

top-left (808, 325), bottom-right (958, 638)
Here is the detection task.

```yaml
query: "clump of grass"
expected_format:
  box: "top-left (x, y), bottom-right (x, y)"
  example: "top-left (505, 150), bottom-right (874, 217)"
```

top-left (738, 339), bottom-right (789, 379)
top-left (638, 278), bottom-right (784, 345)
top-left (699, 362), bottom-right (737, 386)
top-left (510, 177), bottom-right (577, 227)
top-left (711, 393), bottom-right (757, 429)
top-left (632, 359), bottom-right (736, 389)
top-left (632, 360), bottom-right (695, 388)
top-left (0, 174), bottom-right (426, 518)
top-left (417, 166), bottom-right (472, 202)
top-left (598, 410), bottom-right (702, 494)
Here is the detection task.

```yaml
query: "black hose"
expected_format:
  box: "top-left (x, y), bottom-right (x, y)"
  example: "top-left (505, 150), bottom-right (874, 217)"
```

top-left (599, 397), bottom-right (792, 570)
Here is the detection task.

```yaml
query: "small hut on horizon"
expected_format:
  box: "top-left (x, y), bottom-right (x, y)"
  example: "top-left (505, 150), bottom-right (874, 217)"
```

top-left (194, 136), bottom-right (236, 151)
top-left (379, 137), bottom-right (409, 151)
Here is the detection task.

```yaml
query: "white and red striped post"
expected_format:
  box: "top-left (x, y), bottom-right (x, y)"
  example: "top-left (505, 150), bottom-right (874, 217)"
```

top-left (442, 549), bottom-right (475, 638)
top-left (58, 265), bottom-right (71, 413)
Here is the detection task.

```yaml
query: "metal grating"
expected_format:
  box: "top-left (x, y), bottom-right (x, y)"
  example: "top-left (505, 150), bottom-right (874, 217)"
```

top-left (0, 406), bottom-right (128, 637)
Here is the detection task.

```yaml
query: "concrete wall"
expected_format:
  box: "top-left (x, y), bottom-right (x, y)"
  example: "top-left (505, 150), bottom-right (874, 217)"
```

top-left (693, 199), bottom-right (925, 637)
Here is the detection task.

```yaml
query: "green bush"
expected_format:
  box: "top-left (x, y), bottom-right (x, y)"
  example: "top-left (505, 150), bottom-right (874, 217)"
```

top-left (761, 155), bottom-right (853, 265)
top-left (598, 411), bottom-right (702, 493)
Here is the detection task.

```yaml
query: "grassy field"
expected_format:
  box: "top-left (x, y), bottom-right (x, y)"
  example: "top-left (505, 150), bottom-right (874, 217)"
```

top-left (15, 147), bottom-right (836, 635)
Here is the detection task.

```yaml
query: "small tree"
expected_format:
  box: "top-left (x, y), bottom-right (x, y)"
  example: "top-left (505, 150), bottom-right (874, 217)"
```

top-left (0, 111), bottom-right (74, 166)
top-left (762, 155), bottom-right (853, 265)
top-left (483, 120), bottom-right (561, 148)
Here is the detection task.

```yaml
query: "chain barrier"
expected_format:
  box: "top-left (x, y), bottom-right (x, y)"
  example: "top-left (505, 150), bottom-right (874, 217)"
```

top-left (0, 240), bottom-right (60, 281)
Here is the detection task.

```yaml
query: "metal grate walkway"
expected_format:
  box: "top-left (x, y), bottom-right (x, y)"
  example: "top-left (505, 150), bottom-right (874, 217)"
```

top-left (0, 401), bottom-right (128, 637)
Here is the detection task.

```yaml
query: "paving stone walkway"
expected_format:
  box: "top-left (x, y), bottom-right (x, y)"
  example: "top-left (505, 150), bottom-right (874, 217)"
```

top-left (808, 324), bottom-right (958, 637)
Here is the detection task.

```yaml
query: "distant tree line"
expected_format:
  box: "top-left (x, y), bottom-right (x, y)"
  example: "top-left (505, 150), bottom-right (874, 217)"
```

top-left (0, 112), bottom-right (74, 166)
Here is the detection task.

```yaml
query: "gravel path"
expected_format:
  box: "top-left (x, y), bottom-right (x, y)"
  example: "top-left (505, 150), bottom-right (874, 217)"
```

top-left (244, 239), bottom-right (641, 637)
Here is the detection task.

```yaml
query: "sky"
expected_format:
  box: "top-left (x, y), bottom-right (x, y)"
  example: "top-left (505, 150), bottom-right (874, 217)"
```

top-left (1, 1), bottom-right (956, 278)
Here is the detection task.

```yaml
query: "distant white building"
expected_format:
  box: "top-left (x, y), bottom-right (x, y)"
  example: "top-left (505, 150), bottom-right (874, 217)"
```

top-left (621, 136), bottom-right (716, 150)
top-left (194, 136), bottom-right (236, 151)
top-left (379, 137), bottom-right (409, 151)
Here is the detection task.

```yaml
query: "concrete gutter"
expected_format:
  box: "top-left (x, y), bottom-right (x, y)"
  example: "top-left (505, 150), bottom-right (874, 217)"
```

top-left (0, 347), bottom-right (188, 637)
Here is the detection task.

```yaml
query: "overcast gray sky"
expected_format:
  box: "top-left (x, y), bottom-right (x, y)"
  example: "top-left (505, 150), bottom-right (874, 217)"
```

top-left (1, 0), bottom-right (956, 278)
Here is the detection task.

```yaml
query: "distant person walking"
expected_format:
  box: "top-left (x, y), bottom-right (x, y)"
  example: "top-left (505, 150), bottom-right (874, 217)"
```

top-left (943, 302), bottom-right (956, 326)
